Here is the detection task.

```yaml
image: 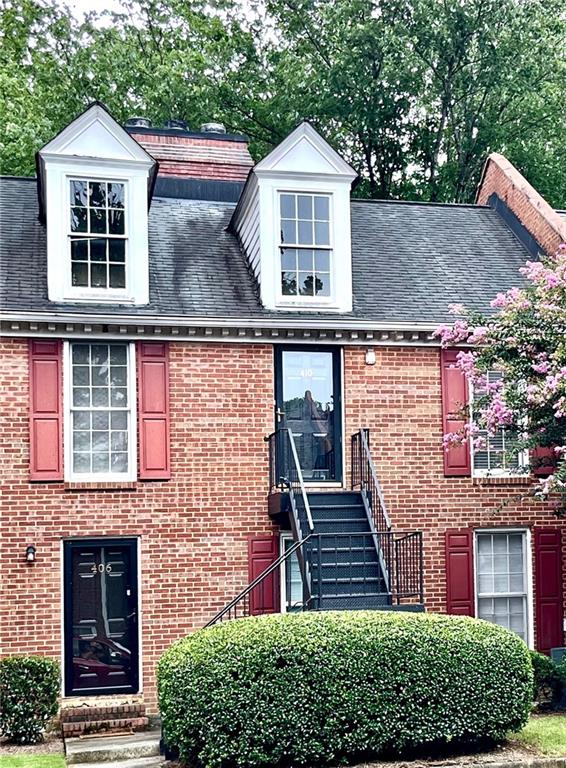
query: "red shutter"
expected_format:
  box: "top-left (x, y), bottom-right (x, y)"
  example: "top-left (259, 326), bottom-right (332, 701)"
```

top-left (137, 342), bottom-right (171, 480)
top-left (534, 528), bottom-right (564, 654)
top-left (445, 529), bottom-right (475, 616)
top-left (531, 446), bottom-right (556, 477)
top-left (29, 340), bottom-right (63, 481)
top-left (440, 349), bottom-right (471, 476)
top-left (248, 535), bottom-right (280, 615)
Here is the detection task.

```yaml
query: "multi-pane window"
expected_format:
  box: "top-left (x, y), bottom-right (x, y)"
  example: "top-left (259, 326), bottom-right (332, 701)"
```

top-left (70, 343), bottom-right (133, 477)
top-left (476, 531), bottom-right (529, 643)
top-left (69, 179), bottom-right (127, 290)
top-left (279, 193), bottom-right (332, 298)
top-left (472, 370), bottom-right (523, 475)
top-left (281, 537), bottom-right (303, 612)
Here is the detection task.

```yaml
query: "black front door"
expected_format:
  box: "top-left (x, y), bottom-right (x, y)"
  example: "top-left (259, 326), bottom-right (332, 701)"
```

top-left (275, 347), bottom-right (342, 482)
top-left (64, 539), bottom-right (139, 696)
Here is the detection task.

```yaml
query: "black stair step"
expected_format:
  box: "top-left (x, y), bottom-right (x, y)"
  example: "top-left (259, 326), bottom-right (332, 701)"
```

top-left (312, 518), bottom-right (370, 533)
top-left (312, 558), bottom-right (381, 577)
top-left (313, 581), bottom-right (385, 596)
top-left (317, 594), bottom-right (392, 610)
top-left (311, 547), bottom-right (378, 564)
top-left (307, 492), bottom-right (363, 503)
top-left (308, 504), bottom-right (366, 518)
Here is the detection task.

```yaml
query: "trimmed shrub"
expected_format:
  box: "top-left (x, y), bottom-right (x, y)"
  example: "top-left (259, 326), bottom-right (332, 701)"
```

top-left (158, 611), bottom-right (532, 767)
top-left (530, 650), bottom-right (563, 707)
top-left (0, 655), bottom-right (60, 743)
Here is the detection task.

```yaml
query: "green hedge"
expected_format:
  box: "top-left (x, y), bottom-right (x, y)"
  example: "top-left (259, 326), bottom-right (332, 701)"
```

top-left (0, 655), bottom-right (60, 744)
top-left (158, 611), bottom-right (532, 767)
top-left (530, 650), bottom-right (566, 708)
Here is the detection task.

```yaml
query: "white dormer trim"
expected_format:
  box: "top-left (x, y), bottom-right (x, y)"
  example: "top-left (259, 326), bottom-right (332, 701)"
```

top-left (254, 122), bottom-right (357, 180)
top-left (39, 104), bottom-right (155, 306)
top-left (233, 122), bottom-right (357, 313)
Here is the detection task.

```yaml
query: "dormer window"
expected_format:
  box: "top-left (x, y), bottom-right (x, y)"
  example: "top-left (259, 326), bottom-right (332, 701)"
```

top-left (70, 179), bottom-right (127, 290)
top-left (38, 103), bottom-right (156, 305)
top-left (280, 192), bottom-right (332, 299)
top-left (231, 122), bottom-right (357, 313)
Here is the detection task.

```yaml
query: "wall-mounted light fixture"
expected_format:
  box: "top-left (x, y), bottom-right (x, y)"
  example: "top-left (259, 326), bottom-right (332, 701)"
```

top-left (25, 545), bottom-right (36, 563)
top-left (365, 348), bottom-right (377, 366)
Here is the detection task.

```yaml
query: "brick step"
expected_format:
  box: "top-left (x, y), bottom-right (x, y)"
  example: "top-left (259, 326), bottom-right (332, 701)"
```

top-left (61, 704), bottom-right (146, 723)
top-left (63, 716), bottom-right (149, 738)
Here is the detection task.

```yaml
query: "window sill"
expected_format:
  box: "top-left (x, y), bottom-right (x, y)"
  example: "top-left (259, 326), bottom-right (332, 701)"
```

top-left (472, 475), bottom-right (532, 486)
top-left (64, 481), bottom-right (137, 492)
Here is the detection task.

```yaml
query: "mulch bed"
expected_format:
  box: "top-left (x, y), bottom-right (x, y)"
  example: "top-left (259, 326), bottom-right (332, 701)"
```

top-left (0, 731), bottom-right (64, 756)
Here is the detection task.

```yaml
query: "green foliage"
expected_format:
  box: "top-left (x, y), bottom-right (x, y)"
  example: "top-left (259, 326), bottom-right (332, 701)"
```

top-left (158, 611), bottom-right (533, 767)
top-left (0, 0), bottom-right (564, 206)
top-left (530, 651), bottom-right (564, 707)
top-left (0, 655), bottom-right (60, 744)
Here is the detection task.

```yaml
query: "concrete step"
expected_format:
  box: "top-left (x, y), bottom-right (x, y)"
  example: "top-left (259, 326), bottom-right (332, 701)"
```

top-left (66, 729), bottom-right (161, 764)
top-left (72, 758), bottom-right (164, 768)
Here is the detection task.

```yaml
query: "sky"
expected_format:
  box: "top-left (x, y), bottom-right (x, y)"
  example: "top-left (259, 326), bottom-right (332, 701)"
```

top-left (66, 0), bottom-right (124, 18)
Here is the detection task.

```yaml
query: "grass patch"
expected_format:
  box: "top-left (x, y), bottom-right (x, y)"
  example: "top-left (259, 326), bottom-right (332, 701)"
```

top-left (0, 757), bottom-right (65, 768)
top-left (511, 714), bottom-right (566, 757)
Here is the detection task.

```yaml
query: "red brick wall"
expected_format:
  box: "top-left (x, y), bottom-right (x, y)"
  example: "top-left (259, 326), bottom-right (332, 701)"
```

top-left (1, 339), bottom-right (564, 711)
top-left (477, 153), bottom-right (566, 255)
top-left (343, 345), bottom-right (566, 634)
top-left (0, 338), bottom-right (275, 710)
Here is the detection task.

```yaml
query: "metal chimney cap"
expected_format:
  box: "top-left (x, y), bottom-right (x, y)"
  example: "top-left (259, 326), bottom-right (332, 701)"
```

top-left (125, 117), bottom-right (151, 129)
top-left (164, 119), bottom-right (188, 131)
top-left (200, 122), bottom-right (227, 134)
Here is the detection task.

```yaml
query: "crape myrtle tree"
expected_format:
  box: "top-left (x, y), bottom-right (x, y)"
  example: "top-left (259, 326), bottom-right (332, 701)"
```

top-left (435, 244), bottom-right (566, 514)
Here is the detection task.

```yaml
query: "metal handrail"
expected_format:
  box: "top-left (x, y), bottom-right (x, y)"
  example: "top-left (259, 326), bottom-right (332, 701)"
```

top-left (205, 534), bottom-right (314, 627)
top-left (351, 428), bottom-right (392, 532)
top-left (286, 429), bottom-right (314, 532)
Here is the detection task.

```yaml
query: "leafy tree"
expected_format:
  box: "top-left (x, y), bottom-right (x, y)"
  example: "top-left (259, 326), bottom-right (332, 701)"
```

top-left (436, 244), bottom-right (566, 512)
top-left (0, 0), bottom-right (564, 207)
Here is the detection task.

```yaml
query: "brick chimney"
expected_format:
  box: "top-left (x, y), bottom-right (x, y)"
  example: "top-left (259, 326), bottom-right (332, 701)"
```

top-left (477, 153), bottom-right (566, 255)
top-left (126, 120), bottom-right (253, 183)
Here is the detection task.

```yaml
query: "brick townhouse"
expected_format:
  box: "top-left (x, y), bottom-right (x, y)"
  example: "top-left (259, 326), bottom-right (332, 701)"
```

top-left (0, 103), bottom-right (564, 729)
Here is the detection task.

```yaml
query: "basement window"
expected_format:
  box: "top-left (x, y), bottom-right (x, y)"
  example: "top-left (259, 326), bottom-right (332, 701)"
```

top-left (475, 530), bottom-right (530, 644)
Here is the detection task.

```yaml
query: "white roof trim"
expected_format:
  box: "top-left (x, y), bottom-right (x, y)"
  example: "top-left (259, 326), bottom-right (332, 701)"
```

top-left (254, 122), bottom-right (357, 181)
top-left (39, 103), bottom-right (154, 167)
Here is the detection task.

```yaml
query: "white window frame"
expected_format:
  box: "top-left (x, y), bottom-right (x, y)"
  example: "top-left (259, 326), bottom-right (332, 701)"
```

top-left (276, 191), bottom-right (334, 306)
top-left (473, 528), bottom-right (534, 649)
top-left (45, 160), bottom-right (150, 305)
top-left (279, 534), bottom-right (304, 613)
top-left (67, 175), bottom-right (129, 297)
top-left (470, 374), bottom-right (528, 478)
top-left (63, 341), bottom-right (137, 482)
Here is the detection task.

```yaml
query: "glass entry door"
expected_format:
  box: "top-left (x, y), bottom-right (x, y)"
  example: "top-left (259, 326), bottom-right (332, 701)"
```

top-left (64, 539), bottom-right (139, 696)
top-left (275, 347), bottom-right (342, 482)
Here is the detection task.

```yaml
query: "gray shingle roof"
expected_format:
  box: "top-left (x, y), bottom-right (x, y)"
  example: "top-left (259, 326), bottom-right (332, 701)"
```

top-left (0, 176), bottom-right (531, 325)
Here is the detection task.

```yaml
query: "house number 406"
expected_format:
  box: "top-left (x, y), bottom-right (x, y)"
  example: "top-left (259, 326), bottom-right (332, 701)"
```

top-left (91, 564), bottom-right (112, 574)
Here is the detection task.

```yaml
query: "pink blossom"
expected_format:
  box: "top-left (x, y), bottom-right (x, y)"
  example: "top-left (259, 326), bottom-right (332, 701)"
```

top-left (533, 360), bottom-right (550, 374)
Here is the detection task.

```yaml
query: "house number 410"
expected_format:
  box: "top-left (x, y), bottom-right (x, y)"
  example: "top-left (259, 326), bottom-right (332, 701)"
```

top-left (91, 564), bottom-right (112, 573)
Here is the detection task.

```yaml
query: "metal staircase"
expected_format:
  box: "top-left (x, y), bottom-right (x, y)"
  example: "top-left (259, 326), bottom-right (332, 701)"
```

top-left (205, 428), bottom-right (423, 627)
top-left (307, 492), bottom-right (391, 610)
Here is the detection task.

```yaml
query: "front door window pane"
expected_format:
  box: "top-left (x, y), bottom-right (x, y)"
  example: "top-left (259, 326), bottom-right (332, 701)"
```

top-left (476, 532), bottom-right (528, 642)
top-left (70, 343), bottom-right (130, 477)
top-left (281, 350), bottom-right (338, 481)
